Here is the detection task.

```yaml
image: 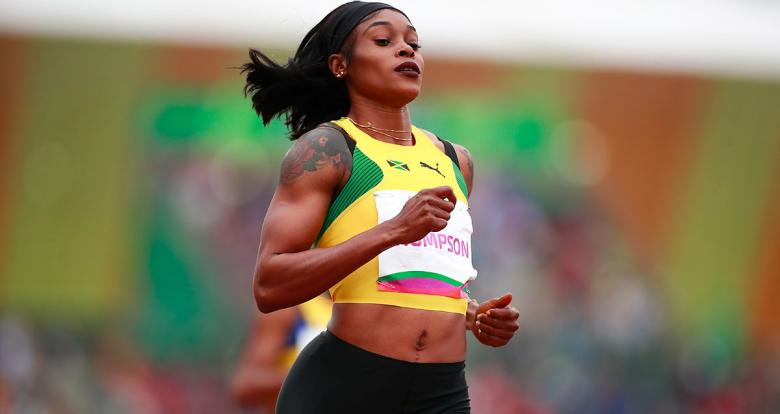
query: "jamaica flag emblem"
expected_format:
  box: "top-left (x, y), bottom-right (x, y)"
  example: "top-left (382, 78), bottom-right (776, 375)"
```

top-left (387, 160), bottom-right (410, 171)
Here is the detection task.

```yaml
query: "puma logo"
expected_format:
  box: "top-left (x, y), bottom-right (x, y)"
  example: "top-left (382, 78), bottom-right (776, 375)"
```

top-left (420, 161), bottom-right (445, 178)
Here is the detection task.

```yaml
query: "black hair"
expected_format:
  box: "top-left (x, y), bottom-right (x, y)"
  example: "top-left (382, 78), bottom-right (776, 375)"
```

top-left (241, 1), bottom-right (407, 139)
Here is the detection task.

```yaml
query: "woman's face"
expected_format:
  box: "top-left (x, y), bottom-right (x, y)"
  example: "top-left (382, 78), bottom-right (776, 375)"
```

top-left (342, 9), bottom-right (424, 107)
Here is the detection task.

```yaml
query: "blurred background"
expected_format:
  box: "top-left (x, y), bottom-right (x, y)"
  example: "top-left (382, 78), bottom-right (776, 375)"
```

top-left (1, 0), bottom-right (779, 413)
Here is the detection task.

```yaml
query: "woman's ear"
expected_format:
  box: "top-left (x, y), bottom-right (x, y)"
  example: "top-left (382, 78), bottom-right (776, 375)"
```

top-left (328, 53), bottom-right (348, 78)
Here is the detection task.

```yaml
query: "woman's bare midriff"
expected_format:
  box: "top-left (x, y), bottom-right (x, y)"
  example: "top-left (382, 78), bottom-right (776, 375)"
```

top-left (327, 302), bottom-right (467, 363)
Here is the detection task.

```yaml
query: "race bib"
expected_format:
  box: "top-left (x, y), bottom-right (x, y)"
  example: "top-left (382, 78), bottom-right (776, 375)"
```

top-left (374, 190), bottom-right (477, 298)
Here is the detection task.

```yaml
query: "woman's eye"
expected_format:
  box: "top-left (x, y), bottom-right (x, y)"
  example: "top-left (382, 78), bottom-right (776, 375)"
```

top-left (409, 42), bottom-right (421, 51)
top-left (375, 39), bottom-right (390, 46)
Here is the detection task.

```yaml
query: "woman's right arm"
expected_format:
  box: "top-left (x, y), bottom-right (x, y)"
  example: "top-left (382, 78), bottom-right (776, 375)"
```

top-left (253, 127), bottom-right (456, 313)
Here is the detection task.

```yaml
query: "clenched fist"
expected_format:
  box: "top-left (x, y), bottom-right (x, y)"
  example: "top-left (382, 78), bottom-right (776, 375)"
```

top-left (386, 186), bottom-right (457, 245)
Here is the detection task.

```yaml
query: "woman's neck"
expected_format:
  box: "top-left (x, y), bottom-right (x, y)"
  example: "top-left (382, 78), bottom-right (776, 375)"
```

top-left (347, 96), bottom-right (413, 145)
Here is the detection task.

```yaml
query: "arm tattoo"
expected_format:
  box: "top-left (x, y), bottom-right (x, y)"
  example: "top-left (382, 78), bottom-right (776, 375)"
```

top-left (280, 127), bottom-right (353, 185)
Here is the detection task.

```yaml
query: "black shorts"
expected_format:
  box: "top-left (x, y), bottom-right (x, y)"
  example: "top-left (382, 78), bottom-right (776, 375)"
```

top-left (276, 330), bottom-right (470, 414)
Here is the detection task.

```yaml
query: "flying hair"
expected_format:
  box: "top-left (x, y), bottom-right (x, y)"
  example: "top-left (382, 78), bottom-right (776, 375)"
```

top-left (241, 1), bottom-right (409, 139)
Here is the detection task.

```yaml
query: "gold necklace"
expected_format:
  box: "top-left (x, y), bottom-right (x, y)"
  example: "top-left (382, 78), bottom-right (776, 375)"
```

top-left (346, 117), bottom-right (414, 142)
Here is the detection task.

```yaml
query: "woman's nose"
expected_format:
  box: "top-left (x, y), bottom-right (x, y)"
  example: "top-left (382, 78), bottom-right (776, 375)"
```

top-left (397, 45), bottom-right (415, 58)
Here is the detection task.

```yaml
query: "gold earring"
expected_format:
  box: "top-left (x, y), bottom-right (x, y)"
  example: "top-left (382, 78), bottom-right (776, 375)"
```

top-left (336, 71), bottom-right (345, 78)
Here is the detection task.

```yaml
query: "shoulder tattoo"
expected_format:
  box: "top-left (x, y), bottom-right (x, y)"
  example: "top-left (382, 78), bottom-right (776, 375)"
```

top-left (280, 127), bottom-right (353, 185)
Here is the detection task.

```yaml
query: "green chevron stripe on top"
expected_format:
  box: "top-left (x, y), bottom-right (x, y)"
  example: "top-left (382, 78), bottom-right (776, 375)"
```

top-left (663, 80), bottom-right (780, 354)
top-left (1, 38), bottom-right (148, 320)
top-left (452, 160), bottom-right (469, 198)
top-left (317, 146), bottom-right (384, 240)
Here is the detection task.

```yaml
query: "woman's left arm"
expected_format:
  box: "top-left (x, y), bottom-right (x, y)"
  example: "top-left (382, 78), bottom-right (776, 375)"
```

top-left (454, 143), bottom-right (520, 347)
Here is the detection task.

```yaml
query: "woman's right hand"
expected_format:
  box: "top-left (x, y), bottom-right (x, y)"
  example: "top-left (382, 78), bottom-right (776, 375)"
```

top-left (386, 186), bottom-right (457, 245)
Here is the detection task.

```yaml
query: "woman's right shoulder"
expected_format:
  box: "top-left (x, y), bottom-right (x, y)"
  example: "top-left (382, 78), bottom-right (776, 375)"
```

top-left (278, 125), bottom-right (353, 187)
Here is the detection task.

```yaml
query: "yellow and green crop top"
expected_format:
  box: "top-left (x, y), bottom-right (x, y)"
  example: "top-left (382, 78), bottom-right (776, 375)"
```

top-left (315, 118), bottom-right (478, 315)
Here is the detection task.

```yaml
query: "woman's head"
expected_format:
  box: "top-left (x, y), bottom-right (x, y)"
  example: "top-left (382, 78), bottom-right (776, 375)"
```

top-left (329, 8), bottom-right (423, 108)
top-left (242, 1), bottom-right (419, 139)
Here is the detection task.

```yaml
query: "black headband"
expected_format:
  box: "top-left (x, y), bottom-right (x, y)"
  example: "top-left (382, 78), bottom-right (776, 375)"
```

top-left (295, 1), bottom-right (408, 62)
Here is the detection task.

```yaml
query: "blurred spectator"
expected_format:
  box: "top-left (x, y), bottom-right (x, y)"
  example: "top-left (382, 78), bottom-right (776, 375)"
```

top-left (231, 295), bottom-right (332, 413)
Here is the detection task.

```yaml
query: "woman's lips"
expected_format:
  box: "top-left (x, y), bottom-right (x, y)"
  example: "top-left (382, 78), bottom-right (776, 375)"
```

top-left (394, 61), bottom-right (421, 77)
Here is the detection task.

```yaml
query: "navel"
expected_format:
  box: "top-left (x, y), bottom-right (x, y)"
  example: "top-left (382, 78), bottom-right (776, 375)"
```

top-left (414, 329), bottom-right (428, 352)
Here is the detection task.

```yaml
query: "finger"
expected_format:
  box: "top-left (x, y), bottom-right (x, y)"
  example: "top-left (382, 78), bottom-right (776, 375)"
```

top-left (488, 293), bottom-right (513, 309)
top-left (477, 315), bottom-right (519, 331)
top-left (483, 337), bottom-right (508, 347)
top-left (427, 186), bottom-right (457, 203)
top-left (475, 321), bottom-right (514, 340)
top-left (427, 196), bottom-right (455, 213)
top-left (431, 218), bottom-right (448, 232)
top-left (429, 208), bottom-right (451, 221)
top-left (475, 328), bottom-right (509, 347)
top-left (484, 307), bottom-right (519, 320)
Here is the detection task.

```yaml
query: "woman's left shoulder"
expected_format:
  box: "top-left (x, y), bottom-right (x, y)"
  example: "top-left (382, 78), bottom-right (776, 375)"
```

top-left (418, 128), bottom-right (474, 195)
top-left (418, 128), bottom-right (474, 170)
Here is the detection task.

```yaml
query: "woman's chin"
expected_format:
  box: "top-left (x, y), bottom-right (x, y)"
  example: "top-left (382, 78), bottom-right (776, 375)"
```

top-left (389, 85), bottom-right (421, 106)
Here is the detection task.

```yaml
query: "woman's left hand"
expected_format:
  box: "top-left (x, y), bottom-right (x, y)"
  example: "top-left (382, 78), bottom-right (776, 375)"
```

top-left (469, 293), bottom-right (519, 347)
